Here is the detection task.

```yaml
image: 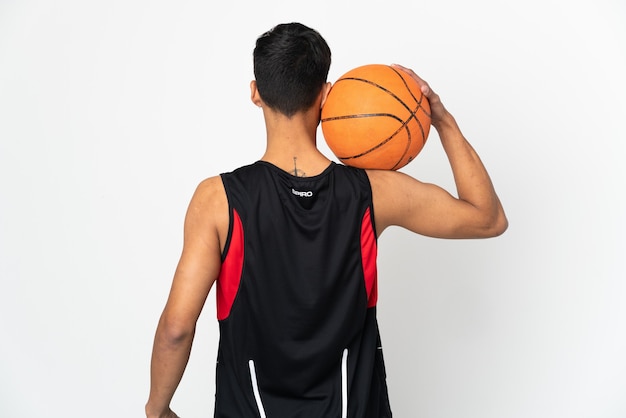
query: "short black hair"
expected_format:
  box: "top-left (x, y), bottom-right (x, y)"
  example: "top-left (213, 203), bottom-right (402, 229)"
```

top-left (253, 22), bottom-right (331, 117)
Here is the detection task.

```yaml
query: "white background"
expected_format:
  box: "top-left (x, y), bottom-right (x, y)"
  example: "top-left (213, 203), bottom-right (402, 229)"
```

top-left (1, 0), bottom-right (625, 417)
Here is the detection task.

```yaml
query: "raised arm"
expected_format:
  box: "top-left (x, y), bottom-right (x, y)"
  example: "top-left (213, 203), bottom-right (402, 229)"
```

top-left (368, 65), bottom-right (508, 239)
top-left (145, 176), bottom-right (228, 418)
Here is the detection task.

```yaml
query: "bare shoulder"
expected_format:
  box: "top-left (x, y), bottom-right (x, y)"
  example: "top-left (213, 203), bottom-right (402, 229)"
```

top-left (186, 175), bottom-right (229, 252)
top-left (365, 168), bottom-right (421, 190)
top-left (365, 168), bottom-right (433, 204)
top-left (365, 169), bottom-right (428, 235)
top-left (188, 176), bottom-right (228, 215)
top-left (195, 175), bottom-right (227, 201)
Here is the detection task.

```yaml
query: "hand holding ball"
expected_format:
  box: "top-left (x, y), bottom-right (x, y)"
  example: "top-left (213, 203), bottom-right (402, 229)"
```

top-left (321, 64), bottom-right (431, 170)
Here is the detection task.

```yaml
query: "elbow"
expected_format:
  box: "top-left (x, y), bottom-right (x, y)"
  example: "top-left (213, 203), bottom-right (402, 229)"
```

top-left (491, 212), bottom-right (509, 237)
top-left (481, 208), bottom-right (508, 238)
top-left (157, 313), bottom-right (196, 347)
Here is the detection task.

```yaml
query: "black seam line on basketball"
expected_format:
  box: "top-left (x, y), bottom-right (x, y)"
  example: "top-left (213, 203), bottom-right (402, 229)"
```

top-left (393, 123), bottom-right (415, 170)
top-left (337, 107), bottom-right (426, 163)
top-left (413, 106), bottom-right (427, 149)
top-left (334, 76), bottom-right (431, 119)
top-left (330, 104), bottom-right (426, 158)
top-left (338, 116), bottom-right (410, 160)
top-left (389, 67), bottom-right (432, 119)
top-left (386, 107), bottom-right (420, 170)
top-left (336, 77), bottom-right (415, 114)
top-left (382, 123), bottom-right (411, 170)
top-left (321, 113), bottom-right (402, 122)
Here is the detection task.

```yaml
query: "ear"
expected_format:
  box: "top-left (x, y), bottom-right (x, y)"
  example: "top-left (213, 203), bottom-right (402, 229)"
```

top-left (320, 82), bottom-right (332, 108)
top-left (250, 80), bottom-right (263, 107)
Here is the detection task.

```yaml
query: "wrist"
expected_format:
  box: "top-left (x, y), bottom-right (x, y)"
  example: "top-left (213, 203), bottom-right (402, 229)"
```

top-left (145, 402), bottom-right (170, 418)
top-left (431, 110), bottom-right (456, 132)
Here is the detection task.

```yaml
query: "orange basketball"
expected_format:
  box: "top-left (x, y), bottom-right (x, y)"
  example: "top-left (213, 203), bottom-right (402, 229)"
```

top-left (321, 64), bottom-right (431, 170)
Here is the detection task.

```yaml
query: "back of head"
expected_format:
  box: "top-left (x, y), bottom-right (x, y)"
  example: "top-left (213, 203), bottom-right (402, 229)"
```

top-left (254, 23), bottom-right (331, 117)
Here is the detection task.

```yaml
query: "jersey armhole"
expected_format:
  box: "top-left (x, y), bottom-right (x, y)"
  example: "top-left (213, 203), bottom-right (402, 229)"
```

top-left (219, 174), bottom-right (235, 262)
top-left (361, 206), bottom-right (378, 308)
top-left (361, 170), bottom-right (379, 238)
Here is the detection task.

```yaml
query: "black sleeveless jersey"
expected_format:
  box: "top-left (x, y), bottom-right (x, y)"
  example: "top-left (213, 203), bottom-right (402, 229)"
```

top-left (215, 161), bottom-right (392, 418)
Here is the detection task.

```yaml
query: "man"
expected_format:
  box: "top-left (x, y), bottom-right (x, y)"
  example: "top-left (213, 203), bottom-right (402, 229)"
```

top-left (145, 22), bottom-right (507, 418)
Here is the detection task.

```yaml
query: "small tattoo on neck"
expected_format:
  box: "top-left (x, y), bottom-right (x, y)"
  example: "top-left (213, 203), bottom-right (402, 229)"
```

top-left (292, 157), bottom-right (306, 177)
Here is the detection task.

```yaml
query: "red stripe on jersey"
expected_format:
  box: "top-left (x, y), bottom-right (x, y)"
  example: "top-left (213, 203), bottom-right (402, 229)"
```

top-left (216, 208), bottom-right (244, 321)
top-left (360, 207), bottom-right (378, 308)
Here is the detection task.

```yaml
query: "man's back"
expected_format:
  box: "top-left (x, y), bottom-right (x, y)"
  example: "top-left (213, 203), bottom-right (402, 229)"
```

top-left (145, 23), bottom-right (506, 418)
top-left (214, 161), bottom-right (392, 417)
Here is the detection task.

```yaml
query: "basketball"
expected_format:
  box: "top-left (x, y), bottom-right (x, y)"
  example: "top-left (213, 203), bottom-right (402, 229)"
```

top-left (321, 64), bottom-right (431, 170)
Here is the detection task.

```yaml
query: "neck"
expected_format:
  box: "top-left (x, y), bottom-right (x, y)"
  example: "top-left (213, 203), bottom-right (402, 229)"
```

top-left (260, 107), bottom-right (332, 177)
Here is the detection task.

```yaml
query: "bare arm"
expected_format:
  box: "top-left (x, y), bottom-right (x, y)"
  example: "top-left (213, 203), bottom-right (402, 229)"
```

top-left (369, 65), bottom-right (508, 238)
top-left (145, 177), bottom-right (228, 418)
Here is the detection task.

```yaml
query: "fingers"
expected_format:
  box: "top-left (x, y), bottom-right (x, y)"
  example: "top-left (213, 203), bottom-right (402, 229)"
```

top-left (391, 64), bottom-right (431, 96)
top-left (391, 63), bottom-right (450, 128)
